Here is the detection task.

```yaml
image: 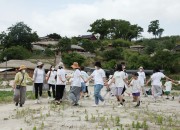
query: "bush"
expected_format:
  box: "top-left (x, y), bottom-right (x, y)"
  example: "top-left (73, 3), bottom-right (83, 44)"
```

top-left (0, 46), bottom-right (31, 60)
top-left (102, 60), bottom-right (117, 69)
top-left (102, 47), bottom-right (123, 61)
top-left (112, 39), bottom-right (132, 47)
top-left (44, 48), bottom-right (54, 57)
top-left (62, 52), bottom-right (86, 68)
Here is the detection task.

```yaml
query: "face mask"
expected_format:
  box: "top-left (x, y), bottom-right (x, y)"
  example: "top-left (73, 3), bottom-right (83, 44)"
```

top-left (22, 70), bottom-right (26, 73)
top-left (140, 69), bottom-right (143, 72)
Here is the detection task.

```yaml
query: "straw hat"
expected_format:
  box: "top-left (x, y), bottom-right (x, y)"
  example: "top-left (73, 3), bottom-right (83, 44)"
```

top-left (37, 61), bottom-right (43, 66)
top-left (71, 62), bottom-right (80, 69)
top-left (19, 65), bottom-right (27, 70)
top-left (139, 66), bottom-right (143, 69)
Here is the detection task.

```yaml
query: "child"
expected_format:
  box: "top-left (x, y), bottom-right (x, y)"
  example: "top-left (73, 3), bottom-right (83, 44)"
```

top-left (129, 73), bottom-right (141, 107)
top-left (163, 79), bottom-right (176, 100)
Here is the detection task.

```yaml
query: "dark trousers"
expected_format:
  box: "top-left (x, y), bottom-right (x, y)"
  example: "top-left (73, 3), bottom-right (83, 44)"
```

top-left (48, 84), bottom-right (56, 98)
top-left (56, 85), bottom-right (65, 101)
top-left (85, 86), bottom-right (89, 93)
top-left (34, 83), bottom-right (43, 99)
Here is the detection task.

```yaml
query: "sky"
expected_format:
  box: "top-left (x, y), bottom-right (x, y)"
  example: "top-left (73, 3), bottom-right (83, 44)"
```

top-left (0, 0), bottom-right (180, 38)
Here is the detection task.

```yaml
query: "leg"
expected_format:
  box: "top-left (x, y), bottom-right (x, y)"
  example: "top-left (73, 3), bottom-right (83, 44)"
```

top-left (154, 85), bottom-right (162, 98)
top-left (59, 85), bottom-right (65, 100)
top-left (55, 85), bottom-right (61, 101)
top-left (52, 85), bottom-right (56, 98)
top-left (39, 83), bottom-right (43, 97)
top-left (69, 86), bottom-right (79, 104)
top-left (94, 84), bottom-right (104, 105)
top-left (34, 83), bottom-right (39, 99)
top-left (14, 88), bottom-right (20, 104)
top-left (48, 84), bottom-right (52, 97)
top-left (20, 87), bottom-right (26, 105)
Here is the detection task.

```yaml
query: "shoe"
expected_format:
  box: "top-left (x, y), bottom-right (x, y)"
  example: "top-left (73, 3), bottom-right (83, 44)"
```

top-left (48, 97), bottom-right (51, 100)
top-left (166, 97), bottom-right (169, 99)
top-left (92, 104), bottom-right (98, 107)
top-left (172, 96), bottom-right (174, 100)
top-left (15, 102), bottom-right (18, 106)
top-left (19, 104), bottom-right (23, 107)
top-left (117, 104), bottom-right (123, 108)
top-left (122, 99), bottom-right (125, 102)
top-left (86, 95), bottom-right (89, 97)
top-left (35, 99), bottom-right (38, 104)
top-left (38, 97), bottom-right (42, 103)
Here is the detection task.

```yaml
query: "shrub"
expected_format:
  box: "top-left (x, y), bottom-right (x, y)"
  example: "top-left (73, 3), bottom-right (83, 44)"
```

top-left (112, 39), bottom-right (132, 47)
top-left (44, 48), bottom-right (54, 57)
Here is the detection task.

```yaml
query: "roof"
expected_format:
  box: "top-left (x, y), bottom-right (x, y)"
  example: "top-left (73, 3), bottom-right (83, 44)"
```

top-left (80, 35), bottom-right (97, 40)
top-left (130, 45), bottom-right (144, 48)
top-left (32, 45), bottom-right (45, 51)
top-left (71, 45), bottom-right (84, 50)
top-left (32, 41), bottom-right (58, 46)
top-left (173, 45), bottom-right (180, 51)
top-left (0, 60), bottom-right (52, 70)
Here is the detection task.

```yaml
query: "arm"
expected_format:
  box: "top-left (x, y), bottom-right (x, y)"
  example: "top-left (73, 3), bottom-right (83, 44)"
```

top-left (146, 78), bottom-right (151, 86)
top-left (26, 73), bottom-right (33, 82)
top-left (85, 75), bottom-right (93, 83)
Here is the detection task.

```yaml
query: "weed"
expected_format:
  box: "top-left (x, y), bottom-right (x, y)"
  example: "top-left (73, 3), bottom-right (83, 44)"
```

top-left (115, 116), bottom-right (120, 126)
top-left (85, 114), bottom-right (89, 121)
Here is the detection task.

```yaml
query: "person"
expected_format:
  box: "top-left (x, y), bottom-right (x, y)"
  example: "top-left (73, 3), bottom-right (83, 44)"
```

top-left (86, 62), bottom-right (107, 107)
top-left (13, 65), bottom-right (33, 107)
top-left (69, 62), bottom-right (84, 106)
top-left (108, 64), bottom-right (128, 107)
top-left (46, 65), bottom-right (57, 100)
top-left (108, 75), bottom-right (116, 96)
top-left (129, 73), bottom-right (141, 107)
top-left (146, 67), bottom-right (174, 102)
top-left (80, 66), bottom-right (89, 98)
top-left (163, 79), bottom-right (176, 100)
top-left (137, 66), bottom-right (147, 97)
top-left (33, 62), bottom-right (46, 104)
top-left (55, 62), bottom-right (66, 104)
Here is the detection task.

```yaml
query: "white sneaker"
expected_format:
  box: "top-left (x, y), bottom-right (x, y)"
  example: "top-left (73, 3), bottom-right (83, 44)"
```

top-left (35, 99), bottom-right (38, 104)
top-left (117, 104), bottom-right (123, 108)
top-left (38, 97), bottom-right (42, 103)
top-left (48, 97), bottom-right (51, 100)
top-left (92, 104), bottom-right (98, 107)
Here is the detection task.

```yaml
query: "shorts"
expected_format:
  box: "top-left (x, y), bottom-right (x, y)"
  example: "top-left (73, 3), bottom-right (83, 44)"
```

top-left (132, 92), bottom-right (140, 97)
top-left (115, 87), bottom-right (124, 96)
top-left (81, 82), bottom-right (86, 93)
top-left (164, 91), bottom-right (170, 95)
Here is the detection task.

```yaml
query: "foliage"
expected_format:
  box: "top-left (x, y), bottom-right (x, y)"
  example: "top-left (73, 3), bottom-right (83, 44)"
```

top-left (56, 37), bottom-right (71, 52)
top-left (62, 52), bottom-right (86, 67)
top-left (112, 39), bottom-right (132, 47)
top-left (47, 33), bottom-right (61, 40)
top-left (148, 20), bottom-right (164, 38)
top-left (81, 39), bottom-right (95, 53)
top-left (0, 46), bottom-right (31, 61)
top-left (44, 48), bottom-right (54, 57)
top-left (0, 22), bottom-right (38, 50)
top-left (102, 60), bottom-right (116, 70)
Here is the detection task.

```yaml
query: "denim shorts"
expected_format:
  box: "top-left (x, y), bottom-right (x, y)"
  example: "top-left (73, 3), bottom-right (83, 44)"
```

top-left (81, 82), bottom-right (86, 92)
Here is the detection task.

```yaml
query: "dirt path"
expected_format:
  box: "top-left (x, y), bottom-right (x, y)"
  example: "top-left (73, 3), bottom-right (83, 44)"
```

top-left (0, 87), bottom-right (180, 130)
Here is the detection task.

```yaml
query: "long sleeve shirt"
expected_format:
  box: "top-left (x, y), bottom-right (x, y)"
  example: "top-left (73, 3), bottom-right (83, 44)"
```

top-left (14, 72), bottom-right (33, 87)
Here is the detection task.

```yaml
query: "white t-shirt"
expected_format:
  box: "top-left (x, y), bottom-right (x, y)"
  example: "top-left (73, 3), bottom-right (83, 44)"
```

top-left (47, 71), bottom-right (57, 85)
top-left (137, 71), bottom-right (146, 86)
top-left (151, 72), bottom-right (165, 86)
top-left (34, 68), bottom-right (44, 83)
top-left (113, 71), bottom-right (126, 88)
top-left (108, 79), bottom-right (115, 88)
top-left (164, 81), bottom-right (172, 91)
top-left (130, 79), bottom-right (141, 93)
top-left (91, 69), bottom-right (106, 85)
top-left (81, 71), bottom-right (89, 83)
top-left (56, 69), bottom-right (66, 85)
top-left (72, 69), bottom-right (81, 87)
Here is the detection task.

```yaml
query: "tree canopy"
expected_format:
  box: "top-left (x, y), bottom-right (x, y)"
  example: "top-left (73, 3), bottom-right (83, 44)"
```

top-left (148, 20), bottom-right (164, 38)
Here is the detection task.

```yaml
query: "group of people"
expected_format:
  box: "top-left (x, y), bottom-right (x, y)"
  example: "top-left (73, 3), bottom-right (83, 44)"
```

top-left (13, 61), bottom-right (180, 107)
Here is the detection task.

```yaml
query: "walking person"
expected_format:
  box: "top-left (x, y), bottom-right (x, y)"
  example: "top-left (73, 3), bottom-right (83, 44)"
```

top-left (86, 62), bottom-right (107, 107)
top-left (46, 65), bottom-right (57, 100)
top-left (137, 66), bottom-right (147, 97)
top-left (146, 67), bottom-right (174, 102)
top-left (55, 62), bottom-right (66, 104)
top-left (69, 62), bottom-right (84, 106)
top-left (80, 66), bottom-right (89, 98)
top-left (13, 65), bottom-right (33, 107)
top-left (129, 73), bottom-right (141, 107)
top-left (33, 62), bottom-right (46, 104)
top-left (108, 64), bottom-right (128, 107)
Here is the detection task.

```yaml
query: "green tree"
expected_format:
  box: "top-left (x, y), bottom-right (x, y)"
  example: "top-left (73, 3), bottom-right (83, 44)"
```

top-left (0, 22), bottom-right (38, 50)
top-left (88, 18), bottom-right (110, 40)
top-left (47, 33), bottom-right (61, 40)
top-left (44, 48), bottom-right (54, 57)
top-left (102, 47), bottom-right (123, 61)
top-left (62, 52), bottom-right (86, 67)
top-left (148, 20), bottom-right (164, 38)
top-left (81, 39), bottom-right (95, 53)
top-left (0, 46), bottom-right (31, 60)
top-left (56, 37), bottom-right (71, 52)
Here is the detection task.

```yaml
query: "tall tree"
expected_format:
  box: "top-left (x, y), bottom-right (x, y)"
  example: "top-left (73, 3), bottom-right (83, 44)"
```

top-left (148, 20), bottom-right (164, 38)
top-left (0, 22), bottom-right (38, 50)
top-left (47, 33), bottom-right (61, 40)
top-left (88, 18), bottom-right (110, 40)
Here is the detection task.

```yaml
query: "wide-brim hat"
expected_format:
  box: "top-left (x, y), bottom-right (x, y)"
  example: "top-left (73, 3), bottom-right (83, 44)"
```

top-left (37, 61), bottom-right (43, 66)
top-left (71, 62), bottom-right (80, 69)
top-left (139, 66), bottom-right (143, 69)
top-left (19, 65), bottom-right (27, 70)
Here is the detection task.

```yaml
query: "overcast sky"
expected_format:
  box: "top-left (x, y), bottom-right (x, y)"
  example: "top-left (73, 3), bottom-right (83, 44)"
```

top-left (0, 0), bottom-right (180, 38)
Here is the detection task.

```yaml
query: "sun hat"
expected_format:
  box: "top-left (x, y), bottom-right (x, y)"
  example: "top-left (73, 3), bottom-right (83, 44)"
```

top-left (71, 62), bottom-right (80, 69)
top-left (37, 61), bottom-right (43, 66)
top-left (58, 62), bottom-right (64, 68)
top-left (139, 66), bottom-right (143, 69)
top-left (19, 65), bottom-right (27, 70)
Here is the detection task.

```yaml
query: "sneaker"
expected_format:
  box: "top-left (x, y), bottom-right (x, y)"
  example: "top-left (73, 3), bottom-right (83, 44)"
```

top-left (172, 96), bottom-right (174, 100)
top-left (19, 104), bottom-right (23, 107)
top-left (48, 97), bottom-right (51, 100)
top-left (92, 104), bottom-right (98, 107)
top-left (35, 99), bottom-right (38, 104)
top-left (117, 104), bottom-right (123, 108)
top-left (122, 99), bottom-right (125, 102)
top-left (166, 97), bottom-right (169, 99)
